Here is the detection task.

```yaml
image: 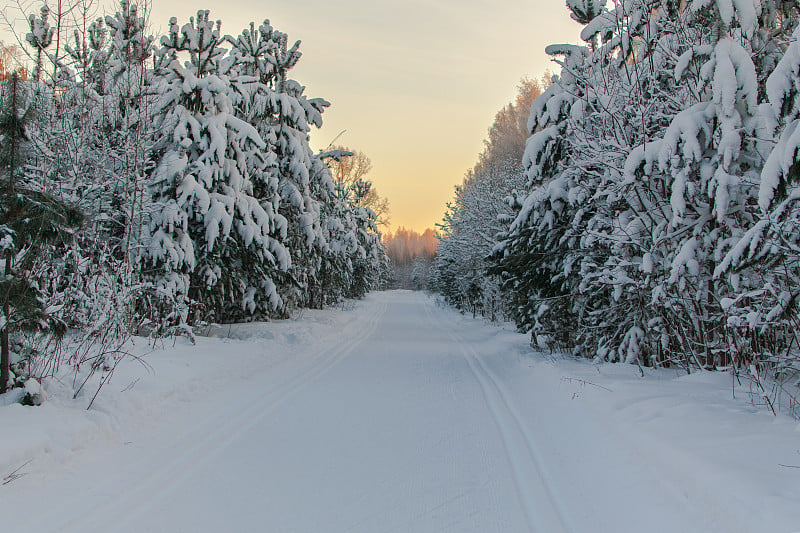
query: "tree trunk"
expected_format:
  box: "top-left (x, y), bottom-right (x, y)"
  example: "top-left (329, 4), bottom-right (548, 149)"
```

top-left (1, 74), bottom-right (19, 394)
top-left (1, 253), bottom-right (10, 394)
top-left (0, 303), bottom-right (9, 394)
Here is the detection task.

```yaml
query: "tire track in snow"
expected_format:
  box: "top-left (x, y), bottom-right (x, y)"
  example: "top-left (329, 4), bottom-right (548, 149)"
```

top-left (423, 297), bottom-right (574, 533)
top-left (48, 297), bottom-right (388, 533)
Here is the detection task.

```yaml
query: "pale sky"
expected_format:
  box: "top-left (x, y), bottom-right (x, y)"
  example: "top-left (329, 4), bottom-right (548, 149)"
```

top-left (6, 0), bottom-right (581, 232)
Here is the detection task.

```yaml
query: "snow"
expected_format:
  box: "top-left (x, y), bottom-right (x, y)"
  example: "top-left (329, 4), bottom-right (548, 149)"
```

top-left (670, 236), bottom-right (701, 282)
top-left (578, 3), bottom-right (614, 41)
top-left (760, 118), bottom-right (800, 211)
top-left (670, 168), bottom-right (688, 221)
top-left (658, 103), bottom-right (713, 170)
top-left (674, 48), bottom-right (695, 80)
top-left (1, 291), bottom-right (799, 532)
top-left (766, 26), bottom-right (800, 118)
top-left (641, 251), bottom-right (654, 273)
top-left (523, 125), bottom-right (561, 183)
top-left (730, 0), bottom-right (761, 37)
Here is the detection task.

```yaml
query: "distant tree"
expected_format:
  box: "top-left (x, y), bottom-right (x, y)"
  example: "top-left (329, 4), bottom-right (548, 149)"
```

top-left (432, 76), bottom-right (546, 318)
top-left (384, 227), bottom-right (437, 289)
top-left (384, 227), bottom-right (437, 265)
top-left (325, 146), bottom-right (390, 228)
top-left (0, 41), bottom-right (27, 80)
top-left (476, 76), bottom-right (546, 174)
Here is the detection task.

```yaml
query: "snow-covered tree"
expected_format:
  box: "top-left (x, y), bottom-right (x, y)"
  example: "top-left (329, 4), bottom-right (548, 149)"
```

top-left (432, 78), bottom-right (544, 319)
top-left (326, 146), bottom-right (390, 227)
top-left (490, 51), bottom-right (590, 346)
top-left (482, 1), bottom-right (795, 370)
top-left (0, 72), bottom-right (82, 393)
top-left (141, 12), bottom-right (374, 324)
top-left (142, 11), bottom-right (297, 325)
top-left (715, 10), bottom-right (800, 369)
top-left (224, 19), bottom-right (370, 313)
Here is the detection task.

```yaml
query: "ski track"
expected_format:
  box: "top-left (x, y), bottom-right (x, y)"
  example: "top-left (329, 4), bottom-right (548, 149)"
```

top-left (422, 297), bottom-right (574, 533)
top-left (422, 297), bottom-right (758, 533)
top-left (5, 291), bottom-right (797, 532)
top-left (38, 297), bottom-right (388, 533)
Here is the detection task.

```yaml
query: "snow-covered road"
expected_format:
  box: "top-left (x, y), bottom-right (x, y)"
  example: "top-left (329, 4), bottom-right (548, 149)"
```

top-left (2, 291), bottom-right (799, 532)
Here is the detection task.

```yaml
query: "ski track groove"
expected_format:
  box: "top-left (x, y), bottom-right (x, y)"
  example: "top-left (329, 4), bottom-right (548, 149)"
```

top-left (423, 297), bottom-right (574, 533)
top-left (50, 298), bottom-right (388, 533)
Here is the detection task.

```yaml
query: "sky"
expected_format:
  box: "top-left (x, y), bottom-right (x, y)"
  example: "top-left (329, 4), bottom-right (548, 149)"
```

top-left (5, 0), bottom-right (581, 233)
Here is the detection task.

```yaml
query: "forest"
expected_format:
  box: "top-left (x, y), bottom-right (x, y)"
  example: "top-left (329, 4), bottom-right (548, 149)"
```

top-left (1, 2), bottom-right (798, 530)
top-left (3, 0), bottom-right (800, 415)
top-left (0, 1), bottom-right (388, 398)
top-left (383, 227), bottom-right (438, 289)
top-left (432, 0), bottom-right (800, 411)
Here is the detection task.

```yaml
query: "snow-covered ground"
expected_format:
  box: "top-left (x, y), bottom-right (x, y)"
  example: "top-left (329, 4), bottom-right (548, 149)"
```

top-left (1, 290), bottom-right (798, 532)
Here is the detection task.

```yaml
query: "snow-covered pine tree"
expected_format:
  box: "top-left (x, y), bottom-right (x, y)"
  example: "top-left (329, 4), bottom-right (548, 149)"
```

top-left (274, 96), bottom-right (330, 312)
top-left (715, 4), bottom-right (800, 369)
top-left (555, 0), bottom-right (694, 364)
top-left (40, 13), bottom-right (121, 338)
top-left (348, 196), bottom-right (386, 297)
top-left (333, 178), bottom-right (386, 300)
top-left (619, 0), bottom-right (795, 367)
top-left (495, 0), bottom-right (799, 370)
top-left (223, 19), bottom-right (333, 315)
top-left (490, 0), bottom-right (680, 359)
top-left (53, 1), bottom-right (155, 338)
top-left (490, 44), bottom-right (592, 349)
top-left (104, 0), bottom-right (154, 268)
top-left (319, 148), bottom-right (387, 300)
top-left (317, 177), bottom-right (357, 304)
top-left (144, 11), bottom-right (290, 326)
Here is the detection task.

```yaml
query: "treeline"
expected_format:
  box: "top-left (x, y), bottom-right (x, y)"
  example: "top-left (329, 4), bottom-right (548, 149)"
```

top-left (384, 227), bottom-right (437, 289)
top-left (433, 0), bottom-right (800, 403)
top-left (431, 78), bottom-right (544, 318)
top-left (0, 1), bottom-right (387, 396)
